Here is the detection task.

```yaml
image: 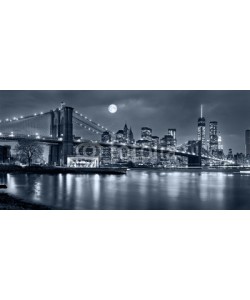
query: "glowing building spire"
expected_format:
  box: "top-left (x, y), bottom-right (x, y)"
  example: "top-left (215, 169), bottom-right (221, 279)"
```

top-left (198, 104), bottom-right (206, 149)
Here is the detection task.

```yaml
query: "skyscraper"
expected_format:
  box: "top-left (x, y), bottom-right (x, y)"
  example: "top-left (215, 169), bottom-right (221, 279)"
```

top-left (151, 136), bottom-right (160, 147)
top-left (227, 148), bottom-right (234, 160)
top-left (101, 131), bottom-right (112, 143)
top-left (116, 130), bottom-right (125, 143)
top-left (209, 121), bottom-right (218, 152)
top-left (128, 127), bottom-right (134, 144)
top-left (115, 124), bottom-right (134, 144)
top-left (197, 105), bottom-right (206, 149)
top-left (123, 124), bottom-right (128, 142)
top-left (160, 135), bottom-right (175, 148)
top-left (141, 127), bottom-right (152, 141)
top-left (168, 129), bottom-right (177, 146)
top-left (218, 132), bottom-right (223, 150)
top-left (245, 130), bottom-right (250, 156)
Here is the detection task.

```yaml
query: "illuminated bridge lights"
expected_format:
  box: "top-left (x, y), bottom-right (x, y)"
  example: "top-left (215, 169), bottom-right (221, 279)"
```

top-left (74, 110), bottom-right (114, 136)
top-left (0, 106), bottom-right (233, 165)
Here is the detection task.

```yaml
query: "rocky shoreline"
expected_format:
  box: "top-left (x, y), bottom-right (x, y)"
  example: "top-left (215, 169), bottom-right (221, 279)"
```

top-left (0, 193), bottom-right (51, 210)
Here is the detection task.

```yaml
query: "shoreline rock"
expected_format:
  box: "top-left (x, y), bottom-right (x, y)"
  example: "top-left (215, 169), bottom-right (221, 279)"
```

top-left (0, 193), bottom-right (51, 210)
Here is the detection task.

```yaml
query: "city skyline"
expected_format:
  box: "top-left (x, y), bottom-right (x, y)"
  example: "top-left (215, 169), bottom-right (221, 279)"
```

top-left (0, 90), bottom-right (250, 153)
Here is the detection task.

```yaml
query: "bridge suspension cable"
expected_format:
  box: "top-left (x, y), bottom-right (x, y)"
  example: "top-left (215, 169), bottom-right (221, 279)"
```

top-left (73, 110), bottom-right (116, 136)
top-left (0, 111), bottom-right (51, 137)
top-left (73, 116), bottom-right (103, 135)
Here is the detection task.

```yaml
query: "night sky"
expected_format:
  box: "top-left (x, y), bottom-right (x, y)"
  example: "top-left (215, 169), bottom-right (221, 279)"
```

top-left (0, 90), bottom-right (249, 153)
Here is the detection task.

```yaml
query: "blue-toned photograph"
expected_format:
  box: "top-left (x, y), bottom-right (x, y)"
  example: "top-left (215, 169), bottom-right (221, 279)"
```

top-left (0, 90), bottom-right (249, 209)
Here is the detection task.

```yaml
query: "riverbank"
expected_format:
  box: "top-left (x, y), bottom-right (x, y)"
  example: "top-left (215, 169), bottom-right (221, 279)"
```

top-left (0, 165), bottom-right (127, 175)
top-left (0, 193), bottom-right (51, 210)
top-left (0, 164), bottom-right (248, 175)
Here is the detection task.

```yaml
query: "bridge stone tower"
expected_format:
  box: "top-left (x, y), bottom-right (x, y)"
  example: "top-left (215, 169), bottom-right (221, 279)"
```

top-left (49, 104), bottom-right (73, 166)
top-left (187, 140), bottom-right (202, 168)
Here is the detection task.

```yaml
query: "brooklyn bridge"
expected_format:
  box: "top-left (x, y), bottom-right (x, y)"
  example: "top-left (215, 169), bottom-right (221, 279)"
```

top-left (0, 103), bottom-right (230, 167)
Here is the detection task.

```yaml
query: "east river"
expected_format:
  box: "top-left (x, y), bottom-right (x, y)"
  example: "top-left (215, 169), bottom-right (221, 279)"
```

top-left (1, 170), bottom-right (250, 209)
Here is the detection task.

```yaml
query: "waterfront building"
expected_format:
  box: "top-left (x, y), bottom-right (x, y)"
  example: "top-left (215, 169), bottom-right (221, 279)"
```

top-left (197, 105), bottom-right (206, 149)
top-left (67, 156), bottom-right (99, 168)
top-left (111, 146), bottom-right (120, 164)
top-left (245, 130), bottom-right (250, 156)
top-left (100, 146), bottom-right (112, 165)
top-left (234, 153), bottom-right (245, 166)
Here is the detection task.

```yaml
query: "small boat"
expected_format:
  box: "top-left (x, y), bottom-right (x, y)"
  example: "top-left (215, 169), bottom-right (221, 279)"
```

top-left (240, 170), bottom-right (250, 174)
top-left (0, 184), bottom-right (7, 189)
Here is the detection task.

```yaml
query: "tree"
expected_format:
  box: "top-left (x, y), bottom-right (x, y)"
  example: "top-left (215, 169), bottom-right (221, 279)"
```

top-left (14, 140), bottom-right (44, 166)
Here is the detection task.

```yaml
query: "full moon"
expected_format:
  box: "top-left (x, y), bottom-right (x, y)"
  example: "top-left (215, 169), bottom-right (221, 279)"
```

top-left (108, 104), bottom-right (117, 114)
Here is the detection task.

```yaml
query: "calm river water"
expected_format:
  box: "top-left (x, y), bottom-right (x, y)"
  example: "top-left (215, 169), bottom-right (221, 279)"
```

top-left (1, 170), bottom-right (250, 209)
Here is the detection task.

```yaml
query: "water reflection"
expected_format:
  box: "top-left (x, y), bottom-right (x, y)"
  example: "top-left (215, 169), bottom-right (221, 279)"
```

top-left (1, 170), bottom-right (250, 209)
